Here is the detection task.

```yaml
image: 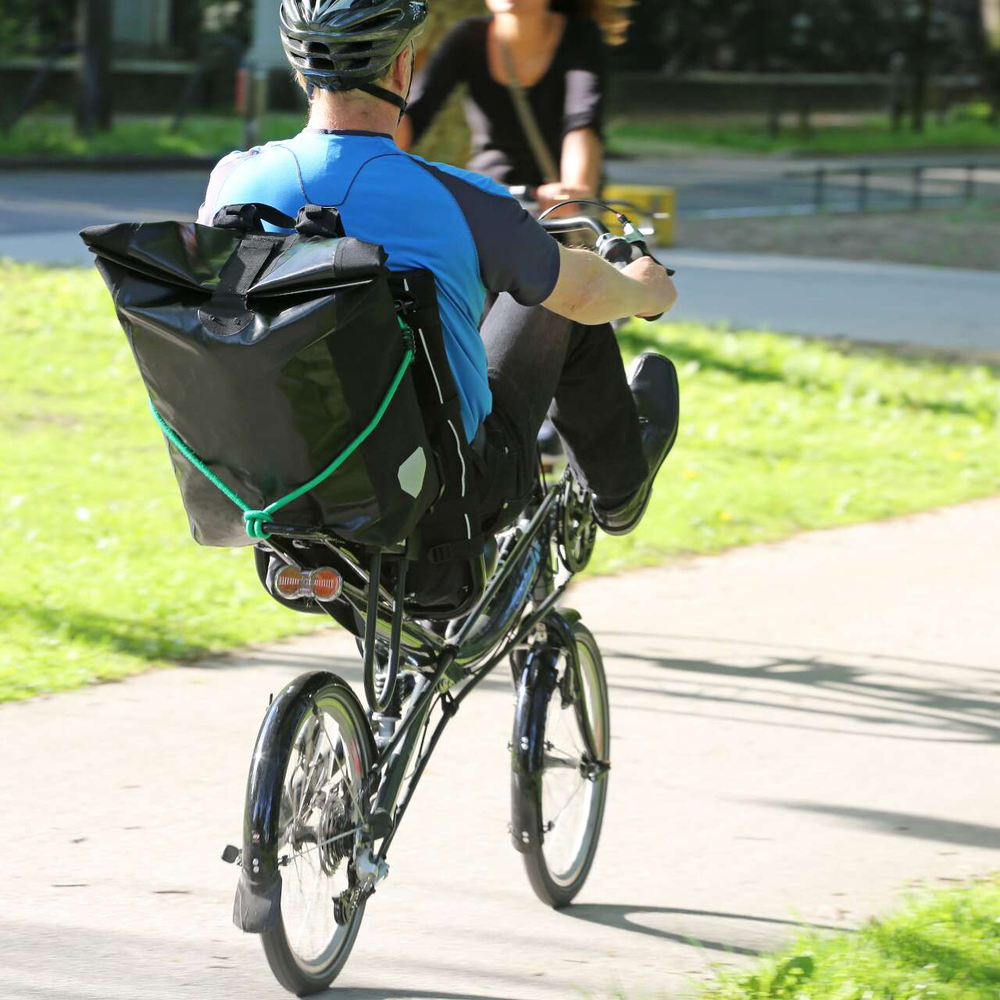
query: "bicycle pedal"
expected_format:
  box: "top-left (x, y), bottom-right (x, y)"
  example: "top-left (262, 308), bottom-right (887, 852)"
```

top-left (221, 844), bottom-right (241, 865)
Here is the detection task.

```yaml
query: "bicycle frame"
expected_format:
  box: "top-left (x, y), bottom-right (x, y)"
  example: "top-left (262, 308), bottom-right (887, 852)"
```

top-left (363, 478), bottom-right (571, 863)
top-left (240, 465), bottom-right (587, 919)
top-left (232, 211), bottom-right (621, 931)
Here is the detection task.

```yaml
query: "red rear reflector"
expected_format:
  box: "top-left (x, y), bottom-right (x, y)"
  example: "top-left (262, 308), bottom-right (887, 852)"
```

top-left (274, 565), bottom-right (304, 599)
top-left (311, 568), bottom-right (342, 602)
top-left (273, 565), bottom-right (342, 603)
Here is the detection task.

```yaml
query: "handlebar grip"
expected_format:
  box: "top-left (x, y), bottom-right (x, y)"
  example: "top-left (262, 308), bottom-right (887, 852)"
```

top-left (598, 235), bottom-right (637, 270)
top-left (597, 235), bottom-right (669, 323)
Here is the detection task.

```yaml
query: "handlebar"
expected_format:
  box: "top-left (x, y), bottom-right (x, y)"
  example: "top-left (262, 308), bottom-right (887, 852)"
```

top-left (538, 215), bottom-right (672, 324)
top-left (509, 189), bottom-right (675, 323)
top-left (539, 214), bottom-right (610, 241)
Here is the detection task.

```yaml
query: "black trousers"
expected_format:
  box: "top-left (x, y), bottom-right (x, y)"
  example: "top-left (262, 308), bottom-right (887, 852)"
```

top-left (473, 295), bottom-right (649, 531)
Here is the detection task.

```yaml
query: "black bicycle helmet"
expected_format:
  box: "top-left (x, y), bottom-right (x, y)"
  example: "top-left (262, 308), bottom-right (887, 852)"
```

top-left (280, 0), bottom-right (428, 100)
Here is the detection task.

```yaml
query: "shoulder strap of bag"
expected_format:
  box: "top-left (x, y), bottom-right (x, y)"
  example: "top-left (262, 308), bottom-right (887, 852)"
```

top-left (212, 203), bottom-right (297, 233)
top-left (212, 202), bottom-right (346, 239)
top-left (496, 39), bottom-right (560, 186)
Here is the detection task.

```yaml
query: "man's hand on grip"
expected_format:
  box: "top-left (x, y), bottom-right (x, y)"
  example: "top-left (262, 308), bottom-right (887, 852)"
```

top-left (623, 256), bottom-right (678, 319)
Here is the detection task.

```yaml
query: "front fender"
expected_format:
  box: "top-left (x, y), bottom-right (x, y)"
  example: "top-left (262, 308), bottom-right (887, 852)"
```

top-left (509, 609), bottom-right (583, 853)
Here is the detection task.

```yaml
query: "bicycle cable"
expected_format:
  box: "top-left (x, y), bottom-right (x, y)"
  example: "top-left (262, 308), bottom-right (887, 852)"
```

top-left (537, 198), bottom-right (632, 225)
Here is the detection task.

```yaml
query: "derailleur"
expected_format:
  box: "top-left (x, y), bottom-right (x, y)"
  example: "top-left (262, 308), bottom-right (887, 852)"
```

top-left (333, 849), bottom-right (389, 926)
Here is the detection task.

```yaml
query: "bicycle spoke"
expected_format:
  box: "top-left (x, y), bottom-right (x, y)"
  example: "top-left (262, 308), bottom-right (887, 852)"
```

top-left (280, 825), bottom-right (364, 865)
top-left (547, 774), bottom-right (586, 830)
top-left (554, 705), bottom-right (585, 759)
top-left (292, 860), bottom-right (326, 954)
top-left (543, 746), bottom-right (580, 769)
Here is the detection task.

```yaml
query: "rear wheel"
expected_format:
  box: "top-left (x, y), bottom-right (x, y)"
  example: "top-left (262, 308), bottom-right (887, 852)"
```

top-left (260, 678), bottom-right (375, 995)
top-left (515, 621), bottom-right (610, 908)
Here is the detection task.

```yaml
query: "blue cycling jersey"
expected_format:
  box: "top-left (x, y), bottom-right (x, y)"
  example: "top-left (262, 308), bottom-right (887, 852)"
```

top-left (198, 130), bottom-right (561, 440)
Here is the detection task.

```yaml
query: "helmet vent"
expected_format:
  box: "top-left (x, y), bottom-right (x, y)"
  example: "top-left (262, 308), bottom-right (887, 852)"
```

top-left (361, 11), bottom-right (404, 31)
top-left (279, 0), bottom-right (427, 90)
top-left (339, 40), bottom-right (374, 56)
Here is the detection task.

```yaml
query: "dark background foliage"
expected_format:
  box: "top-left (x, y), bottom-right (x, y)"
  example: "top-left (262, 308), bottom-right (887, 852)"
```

top-left (622, 0), bottom-right (988, 74)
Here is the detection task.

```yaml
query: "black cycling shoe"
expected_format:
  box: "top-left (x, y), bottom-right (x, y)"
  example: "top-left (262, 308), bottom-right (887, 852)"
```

top-left (593, 353), bottom-right (679, 537)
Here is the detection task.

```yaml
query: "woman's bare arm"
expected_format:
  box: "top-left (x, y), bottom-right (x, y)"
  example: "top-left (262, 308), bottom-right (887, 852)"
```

top-left (560, 126), bottom-right (602, 198)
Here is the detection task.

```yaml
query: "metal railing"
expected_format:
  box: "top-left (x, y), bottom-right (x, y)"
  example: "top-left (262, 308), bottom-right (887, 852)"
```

top-left (789, 162), bottom-right (988, 214)
top-left (681, 161), bottom-right (999, 220)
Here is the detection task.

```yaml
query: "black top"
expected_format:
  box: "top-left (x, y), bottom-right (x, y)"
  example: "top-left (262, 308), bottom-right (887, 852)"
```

top-left (407, 15), bottom-right (606, 188)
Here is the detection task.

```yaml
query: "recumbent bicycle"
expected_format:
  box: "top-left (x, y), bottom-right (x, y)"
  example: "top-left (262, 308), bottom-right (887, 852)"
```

top-left (81, 201), bottom-right (669, 995)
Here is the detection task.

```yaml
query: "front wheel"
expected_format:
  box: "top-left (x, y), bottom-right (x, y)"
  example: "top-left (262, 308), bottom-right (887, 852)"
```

top-left (256, 675), bottom-right (376, 995)
top-left (512, 619), bottom-right (610, 908)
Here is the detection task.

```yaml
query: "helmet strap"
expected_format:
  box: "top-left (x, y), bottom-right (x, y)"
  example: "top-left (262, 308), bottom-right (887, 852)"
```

top-left (359, 83), bottom-right (408, 117)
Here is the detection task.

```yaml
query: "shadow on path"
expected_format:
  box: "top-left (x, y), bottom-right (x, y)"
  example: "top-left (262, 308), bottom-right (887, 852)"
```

top-left (599, 643), bottom-right (1000, 745)
top-left (759, 802), bottom-right (1000, 850)
top-left (598, 630), bottom-right (997, 678)
top-left (561, 904), bottom-right (849, 957)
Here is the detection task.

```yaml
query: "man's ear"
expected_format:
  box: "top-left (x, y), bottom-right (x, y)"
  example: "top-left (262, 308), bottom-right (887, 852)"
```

top-left (393, 45), bottom-right (413, 91)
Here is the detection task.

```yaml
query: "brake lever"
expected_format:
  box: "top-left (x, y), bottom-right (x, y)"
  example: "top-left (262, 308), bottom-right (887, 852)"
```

top-left (622, 222), bottom-right (676, 278)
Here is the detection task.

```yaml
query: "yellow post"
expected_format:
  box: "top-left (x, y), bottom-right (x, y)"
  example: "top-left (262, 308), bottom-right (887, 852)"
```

top-left (602, 184), bottom-right (676, 247)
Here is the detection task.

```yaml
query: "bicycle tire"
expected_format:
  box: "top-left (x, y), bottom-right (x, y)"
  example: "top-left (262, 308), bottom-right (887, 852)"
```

top-left (257, 675), bottom-right (376, 996)
top-left (513, 620), bottom-right (610, 908)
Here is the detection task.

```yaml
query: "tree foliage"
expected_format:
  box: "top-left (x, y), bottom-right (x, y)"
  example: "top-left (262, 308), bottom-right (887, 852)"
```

top-left (624, 0), bottom-right (988, 77)
top-left (0, 0), bottom-right (74, 60)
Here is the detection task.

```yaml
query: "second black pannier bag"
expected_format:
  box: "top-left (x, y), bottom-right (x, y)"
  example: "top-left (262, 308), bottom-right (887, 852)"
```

top-left (80, 204), bottom-right (440, 548)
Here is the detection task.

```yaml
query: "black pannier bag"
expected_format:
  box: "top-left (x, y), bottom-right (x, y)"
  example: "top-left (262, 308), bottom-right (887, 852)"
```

top-left (79, 204), bottom-right (451, 550)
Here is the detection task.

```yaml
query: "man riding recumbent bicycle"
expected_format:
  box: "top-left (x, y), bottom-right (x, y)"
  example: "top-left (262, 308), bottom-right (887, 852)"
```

top-left (80, 1), bottom-right (678, 994)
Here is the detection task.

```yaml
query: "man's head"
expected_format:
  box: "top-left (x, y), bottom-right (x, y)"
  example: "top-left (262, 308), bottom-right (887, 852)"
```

top-left (280, 0), bottom-right (427, 109)
top-left (294, 44), bottom-right (415, 132)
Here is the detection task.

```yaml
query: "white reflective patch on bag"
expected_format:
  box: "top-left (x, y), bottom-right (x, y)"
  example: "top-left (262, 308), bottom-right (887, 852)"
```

top-left (398, 447), bottom-right (427, 498)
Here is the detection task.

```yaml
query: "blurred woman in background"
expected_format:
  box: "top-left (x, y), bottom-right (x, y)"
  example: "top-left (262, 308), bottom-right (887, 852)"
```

top-left (397, 0), bottom-right (632, 209)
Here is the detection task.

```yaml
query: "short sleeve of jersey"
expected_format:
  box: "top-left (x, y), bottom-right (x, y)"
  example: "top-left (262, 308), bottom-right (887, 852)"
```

top-left (413, 161), bottom-right (561, 307)
top-left (197, 148), bottom-right (263, 226)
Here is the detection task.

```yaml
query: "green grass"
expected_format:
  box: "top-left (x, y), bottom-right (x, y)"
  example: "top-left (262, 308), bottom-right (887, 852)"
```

top-left (700, 878), bottom-right (1000, 1000)
top-left (608, 105), bottom-right (1000, 156)
top-left (5, 104), bottom-right (999, 161)
top-left (0, 264), bottom-right (322, 701)
top-left (0, 113), bottom-right (307, 159)
top-left (2, 263), bottom-right (999, 701)
top-left (593, 321), bottom-right (1000, 574)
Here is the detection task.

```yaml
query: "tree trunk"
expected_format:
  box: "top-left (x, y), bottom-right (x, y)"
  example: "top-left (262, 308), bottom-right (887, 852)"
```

top-left (983, 0), bottom-right (1000, 124)
top-left (75, 0), bottom-right (113, 136)
top-left (888, 51), bottom-right (907, 132)
top-left (911, 0), bottom-right (933, 133)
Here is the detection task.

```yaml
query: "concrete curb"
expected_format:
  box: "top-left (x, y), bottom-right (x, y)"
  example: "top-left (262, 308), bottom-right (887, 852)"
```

top-left (0, 154), bottom-right (219, 172)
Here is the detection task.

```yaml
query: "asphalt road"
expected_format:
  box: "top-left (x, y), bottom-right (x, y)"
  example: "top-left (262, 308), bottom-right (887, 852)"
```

top-left (610, 153), bottom-right (1000, 217)
top-left (3, 500), bottom-right (999, 1000)
top-left (3, 152), bottom-right (999, 239)
top-left (2, 163), bottom-right (999, 353)
top-left (664, 249), bottom-right (1000, 354)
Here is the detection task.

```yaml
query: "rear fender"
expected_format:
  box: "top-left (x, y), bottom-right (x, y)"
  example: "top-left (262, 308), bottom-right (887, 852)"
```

top-left (233, 670), bottom-right (370, 933)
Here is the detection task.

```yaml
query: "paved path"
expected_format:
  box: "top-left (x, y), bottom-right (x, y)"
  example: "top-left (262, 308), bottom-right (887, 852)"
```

top-left (3, 499), bottom-right (999, 1000)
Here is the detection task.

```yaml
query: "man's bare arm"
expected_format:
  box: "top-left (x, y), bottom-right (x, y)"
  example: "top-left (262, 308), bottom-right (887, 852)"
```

top-left (542, 244), bottom-right (677, 326)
